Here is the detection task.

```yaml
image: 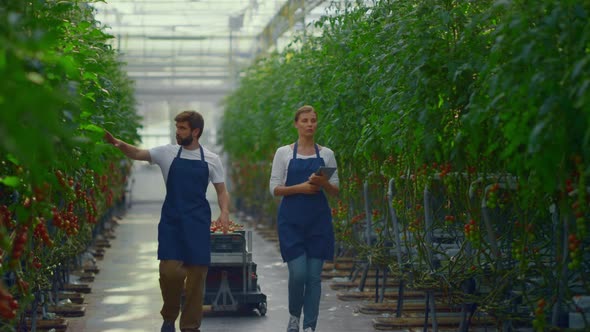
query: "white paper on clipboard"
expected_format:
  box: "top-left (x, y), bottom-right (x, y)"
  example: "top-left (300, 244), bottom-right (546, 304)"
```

top-left (314, 166), bottom-right (337, 179)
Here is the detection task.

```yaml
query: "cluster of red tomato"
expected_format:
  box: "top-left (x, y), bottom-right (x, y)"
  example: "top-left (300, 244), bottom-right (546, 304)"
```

top-left (74, 189), bottom-right (95, 224)
top-left (51, 202), bottom-right (79, 236)
top-left (349, 212), bottom-right (366, 225)
top-left (0, 283), bottom-right (18, 320)
top-left (532, 298), bottom-right (547, 331)
top-left (371, 208), bottom-right (381, 220)
top-left (464, 219), bottom-right (480, 247)
top-left (436, 162), bottom-right (452, 178)
top-left (444, 215), bottom-right (456, 223)
top-left (31, 255), bottom-right (42, 270)
top-left (331, 200), bottom-right (348, 221)
top-left (10, 226), bottom-right (28, 266)
top-left (485, 183), bottom-right (501, 209)
top-left (54, 170), bottom-right (76, 202)
top-left (100, 163), bottom-right (122, 208)
top-left (407, 204), bottom-right (424, 233)
top-left (408, 218), bottom-right (421, 233)
top-left (0, 205), bottom-right (12, 228)
top-left (210, 220), bottom-right (244, 233)
top-left (58, 170), bottom-right (100, 225)
top-left (33, 217), bottom-right (53, 247)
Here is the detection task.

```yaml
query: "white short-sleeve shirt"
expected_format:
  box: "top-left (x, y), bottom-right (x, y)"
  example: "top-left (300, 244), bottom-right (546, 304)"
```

top-left (149, 144), bottom-right (225, 184)
top-left (269, 144), bottom-right (339, 196)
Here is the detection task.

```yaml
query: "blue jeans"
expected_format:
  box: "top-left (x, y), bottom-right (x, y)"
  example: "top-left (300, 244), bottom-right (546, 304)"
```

top-left (287, 253), bottom-right (324, 330)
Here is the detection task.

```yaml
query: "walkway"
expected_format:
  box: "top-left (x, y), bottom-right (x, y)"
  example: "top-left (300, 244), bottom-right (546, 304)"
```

top-left (65, 163), bottom-right (377, 332)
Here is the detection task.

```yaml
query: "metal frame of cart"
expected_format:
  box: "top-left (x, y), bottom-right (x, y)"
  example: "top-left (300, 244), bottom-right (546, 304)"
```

top-left (204, 230), bottom-right (267, 315)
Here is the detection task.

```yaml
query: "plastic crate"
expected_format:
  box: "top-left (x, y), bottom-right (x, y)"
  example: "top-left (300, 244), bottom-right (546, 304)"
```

top-left (210, 231), bottom-right (246, 253)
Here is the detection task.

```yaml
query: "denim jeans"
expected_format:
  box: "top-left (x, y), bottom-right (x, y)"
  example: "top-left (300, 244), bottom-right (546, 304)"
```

top-left (287, 253), bottom-right (324, 330)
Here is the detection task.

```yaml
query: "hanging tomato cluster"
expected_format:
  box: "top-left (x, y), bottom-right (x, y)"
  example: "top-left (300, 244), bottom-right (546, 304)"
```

top-left (463, 219), bottom-right (479, 248)
top-left (51, 203), bottom-right (79, 236)
top-left (0, 0), bottom-right (141, 325)
top-left (0, 206), bottom-right (13, 226)
top-left (33, 217), bottom-right (53, 248)
top-left (222, 0), bottom-right (590, 329)
top-left (9, 227), bottom-right (28, 268)
top-left (0, 283), bottom-right (18, 320)
top-left (77, 189), bottom-right (98, 225)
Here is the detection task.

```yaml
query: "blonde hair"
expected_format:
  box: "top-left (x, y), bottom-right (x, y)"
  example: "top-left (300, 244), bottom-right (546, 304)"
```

top-left (294, 105), bottom-right (316, 121)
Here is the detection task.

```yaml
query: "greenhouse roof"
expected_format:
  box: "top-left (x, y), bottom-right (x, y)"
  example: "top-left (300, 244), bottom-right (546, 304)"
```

top-left (92, 0), bottom-right (336, 101)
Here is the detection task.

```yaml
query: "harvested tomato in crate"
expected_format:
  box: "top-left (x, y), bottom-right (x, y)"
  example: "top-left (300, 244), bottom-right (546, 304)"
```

top-left (204, 224), bottom-right (267, 316)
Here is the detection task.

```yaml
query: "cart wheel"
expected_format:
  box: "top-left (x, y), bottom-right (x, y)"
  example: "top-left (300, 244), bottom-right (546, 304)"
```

top-left (258, 301), bottom-right (267, 316)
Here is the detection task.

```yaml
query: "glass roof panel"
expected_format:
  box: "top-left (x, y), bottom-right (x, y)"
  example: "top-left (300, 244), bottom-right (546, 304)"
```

top-left (90, 0), bottom-right (371, 135)
top-left (93, 0), bottom-right (289, 92)
top-left (92, 0), bottom-right (367, 131)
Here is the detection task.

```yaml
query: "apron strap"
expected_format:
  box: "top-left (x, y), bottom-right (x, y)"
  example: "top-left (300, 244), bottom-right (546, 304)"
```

top-left (292, 142), bottom-right (321, 159)
top-left (176, 145), bottom-right (206, 161)
top-left (293, 141), bottom-right (298, 159)
top-left (199, 145), bottom-right (205, 161)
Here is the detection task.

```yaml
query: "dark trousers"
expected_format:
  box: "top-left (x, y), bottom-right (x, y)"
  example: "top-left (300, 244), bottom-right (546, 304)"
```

top-left (159, 260), bottom-right (208, 330)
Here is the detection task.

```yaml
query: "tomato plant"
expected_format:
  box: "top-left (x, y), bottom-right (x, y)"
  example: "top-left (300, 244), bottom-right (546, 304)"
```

top-left (1, 0), bottom-right (140, 326)
top-left (221, 0), bottom-right (590, 329)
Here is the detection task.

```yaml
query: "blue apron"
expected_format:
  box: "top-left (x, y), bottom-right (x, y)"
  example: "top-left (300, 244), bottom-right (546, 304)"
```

top-left (158, 146), bottom-right (211, 265)
top-left (277, 142), bottom-right (335, 262)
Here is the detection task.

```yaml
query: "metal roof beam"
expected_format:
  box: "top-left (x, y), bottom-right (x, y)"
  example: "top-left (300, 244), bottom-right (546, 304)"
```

top-left (113, 33), bottom-right (257, 40)
top-left (124, 64), bottom-right (229, 70)
top-left (128, 74), bottom-right (230, 80)
top-left (255, 0), bottom-right (325, 56)
top-left (119, 52), bottom-right (252, 59)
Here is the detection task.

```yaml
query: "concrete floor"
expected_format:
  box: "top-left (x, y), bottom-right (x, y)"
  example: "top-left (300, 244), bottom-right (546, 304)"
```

top-left (65, 163), bottom-right (378, 332)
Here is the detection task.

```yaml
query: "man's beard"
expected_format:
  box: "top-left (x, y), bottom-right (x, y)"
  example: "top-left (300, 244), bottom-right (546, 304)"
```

top-left (177, 135), bottom-right (193, 146)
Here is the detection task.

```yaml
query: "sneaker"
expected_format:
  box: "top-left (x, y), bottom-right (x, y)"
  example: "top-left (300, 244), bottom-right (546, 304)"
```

top-left (303, 328), bottom-right (314, 332)
top-left (161, 321), bottom-right (175, 332)
top-left (287, 315), bottom-right (300, 332)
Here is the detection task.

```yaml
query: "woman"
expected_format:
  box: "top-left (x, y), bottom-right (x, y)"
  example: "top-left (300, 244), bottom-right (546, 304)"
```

top-left (269, 105), bottom-right (339, 332)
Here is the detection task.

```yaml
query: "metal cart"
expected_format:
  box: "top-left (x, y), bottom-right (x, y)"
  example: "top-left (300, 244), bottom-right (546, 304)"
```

top-left (203, 230), bottom-right (267, 315)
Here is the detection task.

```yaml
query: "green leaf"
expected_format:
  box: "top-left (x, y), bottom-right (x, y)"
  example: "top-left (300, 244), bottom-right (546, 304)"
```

top-left (572, 58), bottom-right (588, 80)
top-left (81, 111), bottom-right (92, 120)
top-left (0, 49), bottom-right (5, 70)
top-left (80, 124), bottom-right (104, 133)
top-left (60, 55), bottom-right (79, 79)
top-left (84, 92), bottom-right (96, 102)
top-left (0, 176), bottom-right (20, 187)
top-left (6, 154), bottom-right (20, 165)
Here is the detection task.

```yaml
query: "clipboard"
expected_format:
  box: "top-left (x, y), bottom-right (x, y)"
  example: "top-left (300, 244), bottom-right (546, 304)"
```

top-left (314, 166), bottom-right (337, 179)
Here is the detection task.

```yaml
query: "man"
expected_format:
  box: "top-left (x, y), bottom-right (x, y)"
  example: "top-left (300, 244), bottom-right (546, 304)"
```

top-left (104, 110), bottom-right (230, 332)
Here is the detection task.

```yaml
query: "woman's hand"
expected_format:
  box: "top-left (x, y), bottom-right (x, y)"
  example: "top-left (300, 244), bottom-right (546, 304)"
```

top-left (308, 173), bottom-right (329, 188)
top-left (273, 180), bottom-right (323, 196)
top-left (308, 172), bottom-right (339, 197)
top-left (299, 181), bottom-right (321, 194)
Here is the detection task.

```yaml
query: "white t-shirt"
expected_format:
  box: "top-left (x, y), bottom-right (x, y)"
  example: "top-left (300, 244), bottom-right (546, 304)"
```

top-left (269, 144), bottom-right (339, 196)
top-left (149, 144), bottom-right (225, 184)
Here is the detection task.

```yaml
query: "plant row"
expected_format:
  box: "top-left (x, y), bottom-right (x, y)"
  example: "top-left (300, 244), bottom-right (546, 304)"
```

top-left (1, 0), bottom-right (140, 329)
top-left (220, 0), bottom-right (589, 330)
